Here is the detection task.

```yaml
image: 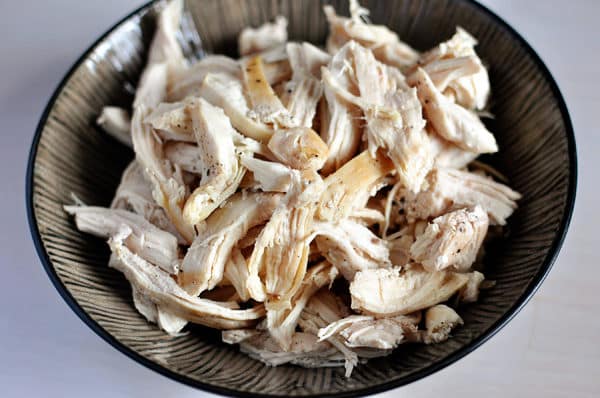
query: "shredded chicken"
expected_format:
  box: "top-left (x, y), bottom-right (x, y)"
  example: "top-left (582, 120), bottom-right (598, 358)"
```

top-left (180, 192), bottom-right (279, 295)
top-left (400, 168), bottom-right (521, 225)
top-left (314, 218), bottom-right (391, 280)
top-left (410, 206), bottom-right (489, 272)
top-left (324, 0), bottom-right (419, 68)
top-left (97, 106), bottom-right (131, 146)
top-left (350, 266), bottom-right (469, 316)
top-left (239, 16), bottom-right (288, 56)
top-left (68, 0), bottom-right (521, 377)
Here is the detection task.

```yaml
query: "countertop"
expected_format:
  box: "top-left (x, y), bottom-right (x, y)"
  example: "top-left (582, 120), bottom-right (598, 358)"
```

top-left (1, 1), bottom-right (597, 397)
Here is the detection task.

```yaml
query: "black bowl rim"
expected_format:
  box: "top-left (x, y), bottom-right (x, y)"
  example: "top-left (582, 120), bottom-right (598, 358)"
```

top-left (26, 0), bottom-right (577, 397)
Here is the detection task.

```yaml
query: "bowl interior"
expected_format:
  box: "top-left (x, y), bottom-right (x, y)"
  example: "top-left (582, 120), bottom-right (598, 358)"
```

top-left (28, 0), bottom-right (575, 396)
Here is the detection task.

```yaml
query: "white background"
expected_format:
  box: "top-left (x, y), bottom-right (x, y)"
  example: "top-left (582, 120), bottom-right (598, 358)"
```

top-left (1, 1), bottom-right (598, 397)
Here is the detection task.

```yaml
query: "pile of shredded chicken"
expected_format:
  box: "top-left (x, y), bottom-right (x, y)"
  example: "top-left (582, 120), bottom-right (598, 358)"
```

top-left (70, 0), bottom-right (521, 377)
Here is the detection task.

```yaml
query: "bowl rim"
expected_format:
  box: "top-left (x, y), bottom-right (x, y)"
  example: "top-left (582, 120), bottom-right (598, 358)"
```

top-left (26, 0), bottom-right (578, 397)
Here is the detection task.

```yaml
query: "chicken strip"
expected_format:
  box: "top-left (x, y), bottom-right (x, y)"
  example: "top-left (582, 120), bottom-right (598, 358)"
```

top-left (182, 98), bottom-right (247, 226)
top-left (238, 16), bottom-right (288, 56)
top-left (236, 331), bottom-right (345, 368)
top-left (111, 254), bottom-right (188, 335)
top-left (318, 151), bottom-right (394, 221)
top-left (420, 304), bottom-right (463, 344)
top-left (131, 105), bottom-right (195, 243)
top-left (110, 161), bottom-right (184, 241)
top-left (199, 73), bottom-right (274, 142)
top-left (109, 227), bottom-right (265, 329)
top-left (180, 192), bottom-right (279, 295)
top-left (97, 106), bottom-right (131, 147)
top-left (223, 249), bottom-right (252, 302)
top-left (412, 68), bottom-right (497, 154)
top-left (410, 206), bottom-right (489, 272)
top-left (267, 261), bottom-right (338, 350)
top-left (240, 156), bottom-right (293, 192)
top-left (417, 27), bottom-right (490, 110)
top-left (349, 266), bottom-right (469, 316)
top-left (318, 313), bottom-right (420, 350)
top-left (267, 127), bottom-right (329, 171)
top-left (314, 219), bottom-right (391, 280)
top-left (243, 55), bottom-right (296, 128)
top-left (65, 205), bottom-right (180, 274)
top-left (458, 270), bottom-right (486, 303)
top-left (246, 170), bottom-right (325, 306)
top-left (145, 101), bottom-right (195, 143)
top-left (429, 132), bottom-right (478, 169)
top-left (134, 0), bottom-right (186, 109)
top-left (323, 0), bottom-right (419, 68)
top-left (167, 55), bottom-right (240, 101)
top-left (322, 42), bottom-right (433, 192)
top-left (319, 43), bottom-right (363, 174)
top-left (283, 42), bottom-right (330, 127)
top-left (400, 168), bottom-right (521, 225)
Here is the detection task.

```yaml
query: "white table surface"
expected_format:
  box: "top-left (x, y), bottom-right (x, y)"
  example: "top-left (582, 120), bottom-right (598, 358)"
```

top-left (1, 1), bottom-right (597, 397)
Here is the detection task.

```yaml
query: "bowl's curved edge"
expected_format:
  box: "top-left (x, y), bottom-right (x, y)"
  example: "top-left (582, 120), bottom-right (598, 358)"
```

top-left (25, 0), bottom-right (577, 397)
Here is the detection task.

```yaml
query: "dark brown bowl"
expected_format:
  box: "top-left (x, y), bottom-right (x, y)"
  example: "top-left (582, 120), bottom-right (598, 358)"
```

top-left (26, 0), bottom-right (577, 396)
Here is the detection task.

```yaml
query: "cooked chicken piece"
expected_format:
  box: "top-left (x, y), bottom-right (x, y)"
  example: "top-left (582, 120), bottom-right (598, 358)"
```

top-left (286, 42), bottom-right (331, 79)
top-left (322, 42), bottom-right (433, 192)
top-left (299, 289), bottom-right (370, 377)
top-left (350, 266), bottom-right (469, 316)
top-left (130, 106), bottom-right (195, 242)
top-left (134, 63), bottom-right (169, 109)
top-left (318, 151), bottom-right (394, 221)
top-left (238, 16), bottom-right (288, 56)
top-left (409, 55), bottom-right (482, 94)
top-left (133, 0), bottom-right (186, 109)
top-left (237, 331), bottom-right (345, 368)
top-left (283, 77), bottom-right (323, 128)
top-left (417, 27), bottom-right (490, 110)
top-left (145, 101), bottom-right (195, 142)
top-left (318, 313), bottom-right (420, 349)
top-left (241, 44), bottom-right (293, 85)
top-left (400, 168), bottom-right (521, 225)
top-left (458, 270), bottom-right (486, 303)
top-left (267, 128), bottom-right (329, 171)
top-left (199, 73), bottom-right (274, 142)
top-left (182, 99), bottom-right (247, 226)
top-left (410, 206), bottom-right (489, 272)
top-left (323, 0), bottom-right (419, 68)
top-left (65, 205), bottom-right (180, 274)
top-left (163, 141), bottom-right (203, 174)
top-left (351, 207), bottom-right (386, 227)
top-left (110, 161), bottom-right (184, 241)
top-left (241, 156), bottom-right (293, 192)
top-left (109, 227), bottom-right (265, 329)
top-left (243, 55), bottom-right (296, 127)
top-left (113, 254), bottom-right (188, 335)
top-left (267, 261), bottom-right (338, 350)
top-left (147, 0), bottom-right (185, 67)
top-left (97, 106), bottom-right (131, 147)
top-left (314, 219), bottom-right (391, 280)
top-left (167, 55), bottom-right (240, 101)
top-left (223, 249), bottom-right (252, 302)
top-left (413, 68), bottom-right (497, 154)
top-left (421, 304), bottom-right (463, 344)
top-left (319, 44), bottom-right (363, 174)
top-left (180, 192), bottom-right (279, 295)
top-left (429, 132), bottom-right (478, 169)
top-left (247, 171), bottom-right (325, 305)
top-left (282, 43), bottom-right (329, 127)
